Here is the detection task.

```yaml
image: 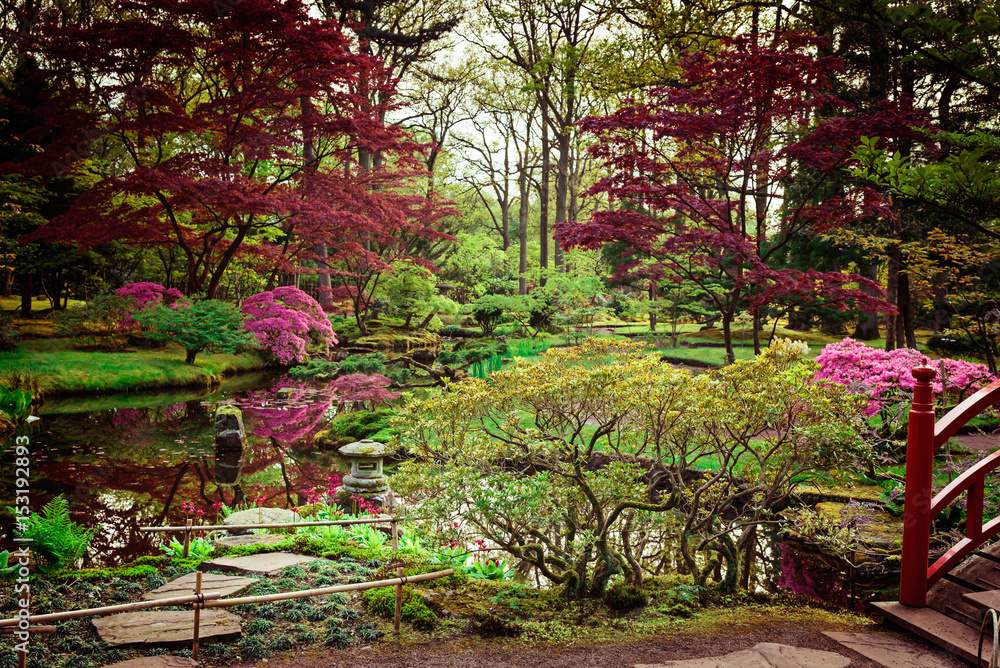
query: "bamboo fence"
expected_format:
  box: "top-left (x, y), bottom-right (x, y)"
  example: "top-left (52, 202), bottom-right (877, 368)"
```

top-left (2, 568), bottom-right (454, 666)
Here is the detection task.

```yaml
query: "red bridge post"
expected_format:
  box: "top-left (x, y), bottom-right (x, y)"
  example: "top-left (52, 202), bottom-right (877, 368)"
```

top-left (900, 363), bottom-right (937, 607)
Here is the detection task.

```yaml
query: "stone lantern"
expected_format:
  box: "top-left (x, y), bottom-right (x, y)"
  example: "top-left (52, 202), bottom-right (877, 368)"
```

top-left (337, 439), bottom-right (394, 512)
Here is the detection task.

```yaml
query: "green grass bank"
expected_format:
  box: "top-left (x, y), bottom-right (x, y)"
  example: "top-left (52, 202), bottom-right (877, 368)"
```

top-left (0, 338), bottom-right (274, 395)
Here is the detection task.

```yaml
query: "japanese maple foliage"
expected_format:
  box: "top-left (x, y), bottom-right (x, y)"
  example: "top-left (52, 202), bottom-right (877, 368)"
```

top-left (558, 32), bottom-right (931, 362)
top-left (242, 286), bottom-right (337, 365)
top-left (13, 0), bottom-right (449, 298)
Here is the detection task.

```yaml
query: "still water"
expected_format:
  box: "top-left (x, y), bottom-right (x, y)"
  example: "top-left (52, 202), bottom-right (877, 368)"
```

top-left (1, 372), bottom-right (348, 567)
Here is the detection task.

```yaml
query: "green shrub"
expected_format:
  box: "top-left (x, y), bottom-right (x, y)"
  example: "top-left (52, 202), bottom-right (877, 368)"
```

top-left (239, 637), bottom-right (269, 659)
top-left (53, 294), bottom-right (132, 351)
top-left (472, 300), bottom-right (504, 336)
top-left (15, 496), bottom-right (98, 572)
top-left (137, 298), bottom-right (253, 365)
top-left (324, 626), bottom-right (350, 649)
top-left (0, 385), bottom-right (32, 422)
top-left (323, 409), bottom-right (398, 446)
top-left (362, 585), bottom-right (412, 618)
top-left (604, 581), bottom-right (648, 611)
top-left (401, 600), bottom-right (437, 629)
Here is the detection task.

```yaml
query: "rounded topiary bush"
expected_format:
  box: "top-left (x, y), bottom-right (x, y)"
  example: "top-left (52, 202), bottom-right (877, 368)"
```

top-left (604, 581), bottom-right (649, 611)
top-left (401, 599), bottom-right (437, 629)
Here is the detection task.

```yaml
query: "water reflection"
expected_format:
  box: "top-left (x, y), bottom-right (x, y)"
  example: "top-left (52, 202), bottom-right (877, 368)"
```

top-left (0, 374), bottom-right (349, 567)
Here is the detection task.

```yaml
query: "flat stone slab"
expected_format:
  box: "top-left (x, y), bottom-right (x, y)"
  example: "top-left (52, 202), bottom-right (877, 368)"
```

top-left (223, 507), bottom-right (300, 535)
top-left (143, 572), bottom-right (258, 601)
top-left (634, 643), bottom-right (850, 668)
top-left (93, 610), bottom-right (241, 647)
top-left (824, 632), bottom-right (968, 668)
top-left (211, 534), bottom-right (288, 549)
top-left (105, 657), bottom-right (199, 668)
top-left (199, 551), bottom-right (315, 576)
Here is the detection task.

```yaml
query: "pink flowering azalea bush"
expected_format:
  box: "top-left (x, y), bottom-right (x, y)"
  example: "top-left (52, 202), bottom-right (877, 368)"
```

top-left (242, 287), bottom-right (338, 365)
top-left (814, 338), bottom-right (996, 417)
top-left (115, 282), bottom-right (183, 329)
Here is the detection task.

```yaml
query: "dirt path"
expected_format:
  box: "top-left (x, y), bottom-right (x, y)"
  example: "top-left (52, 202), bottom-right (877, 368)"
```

top-left (240, 617), bottom-right (966, 667)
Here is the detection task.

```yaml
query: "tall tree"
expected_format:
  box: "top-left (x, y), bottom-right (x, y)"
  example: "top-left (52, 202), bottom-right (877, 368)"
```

top-left (559, 32), bottom-right (922, 363)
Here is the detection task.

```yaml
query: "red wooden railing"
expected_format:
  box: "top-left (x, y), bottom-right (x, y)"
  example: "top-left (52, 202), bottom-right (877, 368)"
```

top-left (900, 364), bottom-right (1000, 607)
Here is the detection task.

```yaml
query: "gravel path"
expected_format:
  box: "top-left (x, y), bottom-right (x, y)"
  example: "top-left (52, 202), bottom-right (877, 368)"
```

top-left (238, 617), bottom-right (967, 668)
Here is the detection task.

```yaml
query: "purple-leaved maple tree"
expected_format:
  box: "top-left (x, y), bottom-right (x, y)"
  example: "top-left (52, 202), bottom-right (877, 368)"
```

top-left (11, 0), bottom-right (450, 300)
top-left (557, 32), bottom-right (930, 363)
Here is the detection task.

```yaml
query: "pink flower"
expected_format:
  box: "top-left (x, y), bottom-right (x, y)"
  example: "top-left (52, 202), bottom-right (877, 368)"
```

top-left (242, 287), bottom-right (338, 365)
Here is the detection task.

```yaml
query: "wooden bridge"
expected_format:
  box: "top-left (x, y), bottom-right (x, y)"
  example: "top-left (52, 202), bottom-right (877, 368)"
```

top-left (875, 364), bottom-right (1000, 664)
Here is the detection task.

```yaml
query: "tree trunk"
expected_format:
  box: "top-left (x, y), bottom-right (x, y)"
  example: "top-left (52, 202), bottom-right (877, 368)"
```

top-left (885, 245), bottom-right (900, 351)
top-left (853, 261), bottom-right (881, 340)
top-left (19, 273), bottom-right (32, 318)
top-left (185, 348), bottom-right (198, 364)
top-left (539, 96), bottom-right (550, 284)
top-left (722, 310), bottom-right (736, 365)
top-left (648, 282), bottom-right (657, 332)
top-left (900, 270), bottom-right (917, 348)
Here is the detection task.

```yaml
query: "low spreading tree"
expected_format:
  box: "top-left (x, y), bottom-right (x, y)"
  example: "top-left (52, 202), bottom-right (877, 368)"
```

top-left (138, 298), bottom-right (252, 364)
top-left (394, 337), bottom-right (870, 596)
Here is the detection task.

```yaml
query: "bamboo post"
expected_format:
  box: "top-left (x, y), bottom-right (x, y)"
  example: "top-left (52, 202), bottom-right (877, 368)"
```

top-left (183, 519), bottom-right (192, 558)
top-left (17, 644), bottom-right (24, 668)
top-left (394, 567), bottom-right (403, 634)
top-left (391, 517), bottom-right (398, 550)
top-left (192, 571), bottom-right (203, 660)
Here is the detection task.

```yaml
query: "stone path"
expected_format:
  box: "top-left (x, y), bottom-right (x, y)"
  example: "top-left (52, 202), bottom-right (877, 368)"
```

top-left (105, 657), bottom-right (199, 668)
top-left (633, 643), bottom-right (850, 667)
top-left (199, 551), bottom-right (316, 576)
top-left (92, 609), bottom-right (241, 647)
top-left (824, 632), bottom-right (964, 668)
top-left (143, 572), bottom-right (258, 601)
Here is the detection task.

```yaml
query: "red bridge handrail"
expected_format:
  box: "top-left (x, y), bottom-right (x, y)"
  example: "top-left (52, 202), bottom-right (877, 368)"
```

top-left (900, 366), bottom-right (1000, 607)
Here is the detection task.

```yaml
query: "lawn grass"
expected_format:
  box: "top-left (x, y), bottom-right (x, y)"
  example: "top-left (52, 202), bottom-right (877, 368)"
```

top-left (0, 337), bottom-right (273, 395)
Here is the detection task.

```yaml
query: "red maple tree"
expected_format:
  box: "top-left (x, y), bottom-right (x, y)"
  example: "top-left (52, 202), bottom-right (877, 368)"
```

top-left (12, 0), bottom-right (449, 298)
top-left (557, 32), bottom-right (931, 361)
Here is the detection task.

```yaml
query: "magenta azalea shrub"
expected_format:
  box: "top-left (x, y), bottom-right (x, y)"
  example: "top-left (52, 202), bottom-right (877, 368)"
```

top-left (242, 287), bottom-right (338, 365)
top-left (814, 338), bottom-right (995, 416)
top-left (115, 282), bottom-right (183, 329)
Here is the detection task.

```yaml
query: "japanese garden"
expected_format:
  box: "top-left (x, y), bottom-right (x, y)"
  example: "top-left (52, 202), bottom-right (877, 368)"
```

top-left (1, 0), bottom-right (999, 667)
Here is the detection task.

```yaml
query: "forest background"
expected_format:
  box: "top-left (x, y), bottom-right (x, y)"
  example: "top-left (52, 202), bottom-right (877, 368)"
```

top-left (1, 0), bottom-right (999, 365)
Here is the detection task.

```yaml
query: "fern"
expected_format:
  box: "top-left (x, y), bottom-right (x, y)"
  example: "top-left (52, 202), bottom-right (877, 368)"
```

top-left (15, 496), bottom-right (99, 572)
top-left (0, 550), bottom-right (20, 581)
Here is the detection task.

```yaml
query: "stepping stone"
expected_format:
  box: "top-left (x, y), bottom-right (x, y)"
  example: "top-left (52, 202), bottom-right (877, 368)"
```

top-left (105, 657), bottom-right (199, 668)
top-left (824, 632), bottom-right (967, 668)
top-left (223, 507), bottom-right (300, 535)
top-left (143, 572), bottom-right (258, 601)
top-left (633, 642), bottom-right (851, 668)
top-left (211, 534), bottom-right (288, 549)
top-left (199, 551), bottom-right (316, 576)
top-left (93, 609), bottom-right (241, 647)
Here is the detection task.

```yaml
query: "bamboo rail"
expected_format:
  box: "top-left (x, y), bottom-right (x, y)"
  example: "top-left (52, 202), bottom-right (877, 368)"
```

top-left (0, 591), bottom-right (224, 628)
top-left (201, 568), bottom-right (454, 608)
top-left (139, 515), bottom-right (402, 554)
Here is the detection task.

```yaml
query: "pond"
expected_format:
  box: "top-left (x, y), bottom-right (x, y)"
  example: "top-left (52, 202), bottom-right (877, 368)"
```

top-left (1, 372), bottom-right (350, 567)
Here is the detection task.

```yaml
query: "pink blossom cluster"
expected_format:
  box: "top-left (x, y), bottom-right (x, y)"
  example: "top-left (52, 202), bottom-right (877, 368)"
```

top-left (350, 494), bottom-right (381, 516)
top-left (180, 501), bottom-right (204, 517)
top-left (814, 338), bottom-right (996, 416)
top-left (303, 475), bottom-right (343, 504)
top-left (116, 282), bottom-right (183, 329)
top-left (242, 287), bottom-right (338, 365)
